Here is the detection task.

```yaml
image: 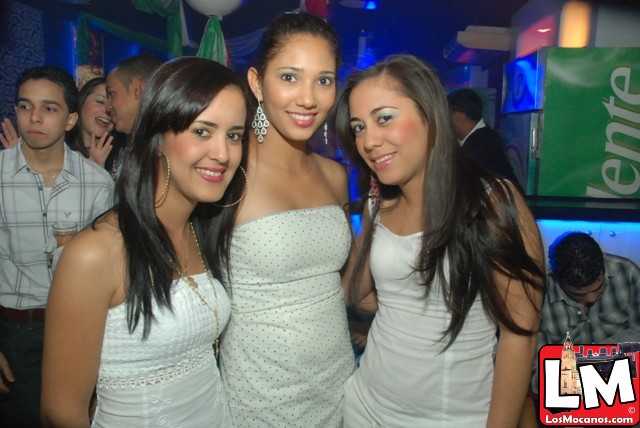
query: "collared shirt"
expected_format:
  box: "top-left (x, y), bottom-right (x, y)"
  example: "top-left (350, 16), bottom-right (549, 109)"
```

top-left (532, 254), bottom-right (640, 393)
top-left (458, 118), bottom-right (486, 146)
top-left (0, 140), bottom-right (115, 309)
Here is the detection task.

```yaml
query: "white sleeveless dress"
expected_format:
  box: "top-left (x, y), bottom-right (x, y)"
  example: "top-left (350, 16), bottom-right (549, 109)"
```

top-left (93, 273), bottom-right (232, 427)
top-left (343, 221), bottom-right (497, 428)
top-left (220, 206), bottom-right (355, 428)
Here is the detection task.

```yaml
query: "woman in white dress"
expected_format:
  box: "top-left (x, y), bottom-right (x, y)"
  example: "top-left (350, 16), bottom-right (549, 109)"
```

top-left (219, 13), bottom-right (355, 428)
top-left (334, 54), bottom-right (545, 427)
top-left (41, 57), bottom-right (250, 427)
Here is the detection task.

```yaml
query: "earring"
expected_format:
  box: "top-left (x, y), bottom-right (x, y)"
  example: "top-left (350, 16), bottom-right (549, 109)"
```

top-left (252, 101), bottom-right (269, 144)
top-left (324, 122), bottom-right (328, 145)
top-left (155, 153), bottom-right (170, 208)
top-left (212, 166), bottom-right (248, 208)
top-left (369, 173), bottom-right (381, 209)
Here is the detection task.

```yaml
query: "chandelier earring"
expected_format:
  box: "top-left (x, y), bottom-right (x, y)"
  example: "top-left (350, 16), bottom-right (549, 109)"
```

top-left (212, 166), bottom-right (248, 208)
top-left (324, 122), bottom-right (328, 145)
top-left (369, 173), bottom-right (381, 209)
top-left (252, 101), bottom-right (269, 144)
top-left (154, 153), bottom-right (171, 208)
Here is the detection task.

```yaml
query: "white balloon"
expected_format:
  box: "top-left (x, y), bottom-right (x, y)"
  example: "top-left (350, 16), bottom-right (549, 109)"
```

top-left (185, 0), bottom-right (243, 17)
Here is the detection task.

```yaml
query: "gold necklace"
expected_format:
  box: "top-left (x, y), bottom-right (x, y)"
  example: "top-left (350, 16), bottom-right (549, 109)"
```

top-left (177, 222), bottom-right (221, 358)
top-left (35, 169), bottom-right (61, 184)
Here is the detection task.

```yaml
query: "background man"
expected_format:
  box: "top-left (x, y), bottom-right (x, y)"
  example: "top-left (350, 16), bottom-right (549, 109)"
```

top-left (539, 231), bottom-right (640, 350)
top-left (447, 88), bottom-right (521, 190)
top-left (105, 53), bottom-right (163, 136)
top-left (0, 66), bottom-right (114, 427)
top-left (522, 232), bottom-right (640, 427)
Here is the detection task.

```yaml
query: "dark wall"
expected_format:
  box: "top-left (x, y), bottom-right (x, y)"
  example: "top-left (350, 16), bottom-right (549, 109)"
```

top-left (0, 0), bottom-right (45, 120)
top-left (0, 0), bottom-right (172, 121)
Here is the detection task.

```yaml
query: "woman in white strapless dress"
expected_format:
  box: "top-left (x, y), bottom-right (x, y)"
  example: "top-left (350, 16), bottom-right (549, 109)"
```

top-left (219, 14), bottom-right (355, 428)
top-left (41, 57), bottom-right (251, 427)
top-left (334, 55), bottom-right (546, 427)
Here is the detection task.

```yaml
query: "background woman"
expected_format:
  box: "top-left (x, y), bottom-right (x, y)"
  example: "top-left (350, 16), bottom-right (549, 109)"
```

top-left (69, 77), bottom-right (113, 160)
top-left (220, 13), bottom-right (355, 428)
top-left (69, 77), bottom-right (128, 175)
top-left (41, 57), bottom-right (250, 427)
top-left (335, 54), bottom-right (544, 427)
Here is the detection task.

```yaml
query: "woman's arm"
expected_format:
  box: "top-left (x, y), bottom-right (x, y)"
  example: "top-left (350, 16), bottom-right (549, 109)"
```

top-left (487, 185), bottom-right (544, 428)
top-left (341, 202), bottom-right (377, 313)
top-left (41, 225), bottom-right (121, 428)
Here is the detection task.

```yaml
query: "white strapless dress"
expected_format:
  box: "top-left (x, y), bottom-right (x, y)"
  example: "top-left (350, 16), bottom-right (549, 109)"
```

top-left (221, 206), bottom-right (355, 428)
top-left (343, 223), bottom-right (497, 428)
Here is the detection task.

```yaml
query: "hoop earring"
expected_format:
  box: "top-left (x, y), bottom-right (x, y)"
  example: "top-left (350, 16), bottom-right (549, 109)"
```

top-left (154, 153), bottom-right (170, 208)
top-left (212, 166), bottom-right (248, 208)
top-left (252, 101), bottom-right (269, 144)
top-left (324, 122), bottom-right (328, 145)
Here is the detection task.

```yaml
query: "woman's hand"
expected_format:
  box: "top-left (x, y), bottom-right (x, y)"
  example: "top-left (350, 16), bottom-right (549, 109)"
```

top-left (0, 352), bottom-right (15, 394)
top-left (88, 132), bottom-right (114, 167)
top-left (0, 118), bottom-right (19, 149)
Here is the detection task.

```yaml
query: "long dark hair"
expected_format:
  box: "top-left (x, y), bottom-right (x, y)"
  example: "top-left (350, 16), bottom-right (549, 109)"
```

top-left (113, 57), bottom-right (251, 338)
top-left (68, 77), bottom-right (106, 156)
top-left (335, 54), bottom-right (544, 347)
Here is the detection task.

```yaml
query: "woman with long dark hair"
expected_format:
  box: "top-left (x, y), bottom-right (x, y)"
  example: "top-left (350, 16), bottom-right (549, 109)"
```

top-left (41, 57), bottom-right (250, 427)
top-left (219, 13), bottom-right (355, 428)
top-left (68, 78), bottom-right (113, 158)
top-left (335, 54), bottom-right (545, 427)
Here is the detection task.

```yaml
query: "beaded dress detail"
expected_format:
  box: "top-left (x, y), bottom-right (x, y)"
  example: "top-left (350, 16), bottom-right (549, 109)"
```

top-left (220, 206), bottom-right (355, 427)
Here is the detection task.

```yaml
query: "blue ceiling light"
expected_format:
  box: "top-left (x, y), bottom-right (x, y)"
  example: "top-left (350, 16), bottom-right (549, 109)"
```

top-left (339, 0), bottom-right (377, 10)
top-left (364, 1), bottom-right (377, 10)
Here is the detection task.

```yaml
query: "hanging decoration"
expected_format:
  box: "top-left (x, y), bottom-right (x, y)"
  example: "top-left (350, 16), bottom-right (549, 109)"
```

top-left (131, 0), bottom-right (183, 58)
top-left (76, 12), bottom-right (168, 64)
top-left (184, 0), bottom-right (243, 65)
top-left (185, 0), bottom-right (243, 16)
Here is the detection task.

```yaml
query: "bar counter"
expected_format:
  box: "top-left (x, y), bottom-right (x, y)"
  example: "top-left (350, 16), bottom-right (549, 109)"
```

top-left (526, 196), bottom-right (640, 222)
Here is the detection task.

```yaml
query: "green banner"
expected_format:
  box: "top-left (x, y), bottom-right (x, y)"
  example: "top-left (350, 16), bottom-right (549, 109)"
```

top-left (538, 47), bottom-right (640, 198)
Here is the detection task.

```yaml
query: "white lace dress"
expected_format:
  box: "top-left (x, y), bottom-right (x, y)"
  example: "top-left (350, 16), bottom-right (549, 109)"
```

top-left (92, 273), bottom-right (232, 427)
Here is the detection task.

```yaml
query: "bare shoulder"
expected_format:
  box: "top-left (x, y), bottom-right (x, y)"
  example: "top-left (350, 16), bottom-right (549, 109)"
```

top-left (313, 152), bottom-right (347, 176)
top-left (487, 180), bottom-right (529, 215)
top-left (311, 153), bottom-right (349, 205)
top-left (63, 214), bottom-right (123, 266)
top-left (53, 212), bottom-right (125, 305)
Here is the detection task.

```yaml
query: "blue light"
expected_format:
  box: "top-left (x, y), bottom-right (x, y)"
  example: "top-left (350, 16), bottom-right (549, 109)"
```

top-left (502, 51), bottom-right (545, 113)
top-left (364, 1), bottom-right (377, 10)
top-left (536, 219), bottom-right (640, 268)
top-left (351, 214), bottom-right (363, 235)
